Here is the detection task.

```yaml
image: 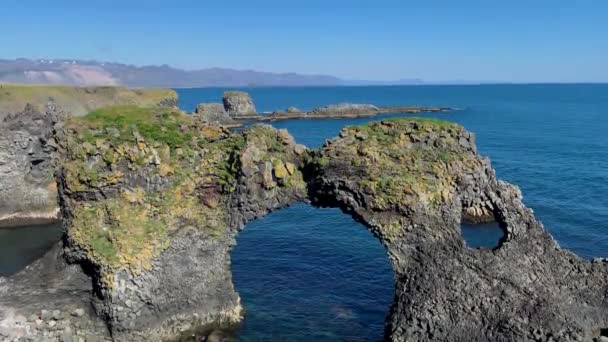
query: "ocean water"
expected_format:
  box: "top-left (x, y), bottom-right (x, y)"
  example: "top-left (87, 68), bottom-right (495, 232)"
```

top-left (179, 84), bottom-right (608, 340)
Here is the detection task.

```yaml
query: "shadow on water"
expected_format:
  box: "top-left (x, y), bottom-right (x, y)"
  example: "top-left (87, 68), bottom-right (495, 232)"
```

top-left (231, 203), bottom-right (394, 342)
top-left (0, 222), bottom-right (62, 277)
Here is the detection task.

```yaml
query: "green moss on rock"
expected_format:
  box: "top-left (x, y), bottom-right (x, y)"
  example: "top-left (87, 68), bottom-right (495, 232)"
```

top-left (62, 106), bottom-right (245, 278)
top-left (310, 118), bottom-right (482, 225)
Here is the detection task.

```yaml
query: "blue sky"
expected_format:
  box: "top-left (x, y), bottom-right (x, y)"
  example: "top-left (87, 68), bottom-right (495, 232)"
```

top-left (1, 0), bottom-right (607, 82)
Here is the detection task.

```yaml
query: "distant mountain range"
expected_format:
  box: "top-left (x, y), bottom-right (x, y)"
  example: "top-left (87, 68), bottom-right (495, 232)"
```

top-left (0, 58), bottom-right (453, 88)
top-left (0, 58), bottom-right (514, 87)
top-left (0, 58), bottom-right (352, 88)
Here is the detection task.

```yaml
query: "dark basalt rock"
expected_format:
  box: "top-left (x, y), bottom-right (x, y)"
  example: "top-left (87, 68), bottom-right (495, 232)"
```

top-left (0, 103), bottom-right (65, 227)
top-left (306, 119), bottom-right (608, 341)
top-left (1, 115), bottom-right (607, 342)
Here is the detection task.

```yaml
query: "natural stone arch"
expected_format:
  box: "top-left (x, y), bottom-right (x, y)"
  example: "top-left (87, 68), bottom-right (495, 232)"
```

top-left (1, 110), bottom-right (608, 342)
top-left (229, 202), bottom-right (395, 340)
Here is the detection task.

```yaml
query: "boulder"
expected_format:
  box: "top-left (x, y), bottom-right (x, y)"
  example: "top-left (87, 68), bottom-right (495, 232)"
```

top-left (222, 91), bottom-right (257, 117)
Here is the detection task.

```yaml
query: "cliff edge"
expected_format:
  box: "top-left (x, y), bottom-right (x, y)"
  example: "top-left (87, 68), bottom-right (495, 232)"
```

top-left (0, 85), bottom-right (178, 227)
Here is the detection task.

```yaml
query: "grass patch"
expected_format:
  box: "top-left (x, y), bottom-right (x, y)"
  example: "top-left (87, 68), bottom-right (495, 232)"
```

top-left (0, 84), bottom-right (176, 118)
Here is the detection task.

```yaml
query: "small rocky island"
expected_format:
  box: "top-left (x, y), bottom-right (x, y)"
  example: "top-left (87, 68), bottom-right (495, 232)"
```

top-left (0, 97), bottom-right (607, 341)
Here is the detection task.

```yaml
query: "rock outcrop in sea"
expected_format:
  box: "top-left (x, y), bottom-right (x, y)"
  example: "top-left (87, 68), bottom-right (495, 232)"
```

top-left (222, 91), bottom-right (257, 118)
top-left (1, 109), bottom-right (607, 342)
top-left (199, 91), bottom-right (451, 123)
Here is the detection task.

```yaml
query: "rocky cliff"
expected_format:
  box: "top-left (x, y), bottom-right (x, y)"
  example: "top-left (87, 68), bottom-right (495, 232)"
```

top-left (0, 103), bottom-right (65, 227)
top-left (0, 86), bottom-right (179, 227)
top-left (306, 119), bottom-right (608, 341)
top-left (1, 114), bottom-right (607, 341)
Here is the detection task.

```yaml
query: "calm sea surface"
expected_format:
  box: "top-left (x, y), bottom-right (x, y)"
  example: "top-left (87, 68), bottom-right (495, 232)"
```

top-left (179, 84), bottom-right (608, 341)
top-left (1, 85), bottom-right (606, 341)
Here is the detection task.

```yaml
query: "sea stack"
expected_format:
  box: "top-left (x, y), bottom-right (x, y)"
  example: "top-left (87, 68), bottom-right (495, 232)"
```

top-left (223, 91), bottom-right (257, 117)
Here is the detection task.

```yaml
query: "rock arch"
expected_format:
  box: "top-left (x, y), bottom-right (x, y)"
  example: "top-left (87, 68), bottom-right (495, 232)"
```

top-left (1, 111), bottom-right (607, 342)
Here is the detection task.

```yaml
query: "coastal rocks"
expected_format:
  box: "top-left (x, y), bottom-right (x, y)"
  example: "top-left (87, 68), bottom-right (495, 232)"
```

top-left (49, 106), bottom-right (306, 340)
top-left (4, 112), bottom-right (608, 341)
top-left (309, 103), bottom-right (380, 116)
top-left (222, 91), bottom-right (257, 118)
top-left (0, 103), bottom-right (65, 227)
top-left (0, 244), bottom-right (110, 341)
top-left (306, 118), bottom-right (608, 341)
top-left (194, 103), bottom-right (238, 127)
top-left (267, 103), bottom-right (451, 121)
top-left (0, 85), bottom-right (179, 227)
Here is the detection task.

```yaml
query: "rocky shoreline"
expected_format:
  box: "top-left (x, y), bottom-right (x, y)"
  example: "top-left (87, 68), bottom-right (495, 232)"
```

top-left (1, 105), bottom-right (607, 341)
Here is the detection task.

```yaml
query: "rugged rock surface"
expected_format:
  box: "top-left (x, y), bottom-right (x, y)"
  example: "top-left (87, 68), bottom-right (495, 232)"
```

top-left (7, 106), bottom-right (307, 341)
top-left (309, 103), bottom-right (380, 116)
top-left (2, 114), bottom-right (608, 341)
top-left (194, 103), bottom-right (239, 127)
top-left (222, 91), bottom-right (257, 118)
top-left (0, 244), bottom-right (111, 341)
top-left (0, 103), bottom-right (65, 227)
top-left (306, 118), bottom-right (608, 341)
top-left (265, 103), bottom-right (451, 121)
top-left (0, 85), bottom-right (178, 227)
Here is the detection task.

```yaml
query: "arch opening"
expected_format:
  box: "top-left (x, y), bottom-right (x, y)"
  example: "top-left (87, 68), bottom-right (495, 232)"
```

top-left (461, 221), bottom-right (505, 249)
top-left (231, 203), bottom-right (394, 341)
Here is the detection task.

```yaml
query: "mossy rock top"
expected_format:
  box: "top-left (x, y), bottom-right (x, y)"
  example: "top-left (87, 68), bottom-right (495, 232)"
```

top-left (62, 106), bottom-right (243, 274)
top-left (310, 118), bottom-right (483, 213)
top-left (60, 107), bottom-right (305, 280)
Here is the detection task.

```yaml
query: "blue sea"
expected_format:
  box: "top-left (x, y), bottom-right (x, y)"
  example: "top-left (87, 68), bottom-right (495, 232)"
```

top-left (1, 84), bottom-right (607, 341)
top-left (178, 84), bottom-right (608, 341)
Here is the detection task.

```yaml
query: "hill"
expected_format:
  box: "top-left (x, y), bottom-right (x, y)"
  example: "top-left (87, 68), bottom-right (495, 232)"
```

top-left (0, 58), bottom-right (344, 87)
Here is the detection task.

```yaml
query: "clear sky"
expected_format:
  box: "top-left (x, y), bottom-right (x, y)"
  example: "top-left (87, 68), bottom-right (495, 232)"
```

top-left (1, 0), bottom-right (607, 82)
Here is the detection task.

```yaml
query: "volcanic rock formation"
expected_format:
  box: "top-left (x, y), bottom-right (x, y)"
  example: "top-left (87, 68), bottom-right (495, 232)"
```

top-left (1, 113), bottom-right (607, 342)
top-left (222, 91), bottom-right (257, 118)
